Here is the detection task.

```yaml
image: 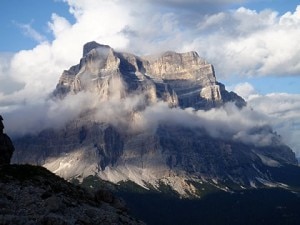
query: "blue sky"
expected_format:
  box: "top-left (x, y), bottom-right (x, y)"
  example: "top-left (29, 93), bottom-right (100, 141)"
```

top-left (244, 0), bottom-right (299, 14)
top-left (0, 0), bottom-right (74, 52)
top-left (0, 0), bottom-right (300, 154)
top-left (220, 76), bottom-right (300, 95)
top-left (1, 0), bottom-right (299, 52)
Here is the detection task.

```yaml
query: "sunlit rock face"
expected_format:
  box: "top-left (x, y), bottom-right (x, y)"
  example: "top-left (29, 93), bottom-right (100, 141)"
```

top-left (54, 41), bottom-right (245, 109)
top-left (13, 42), bottom-right (297, 197)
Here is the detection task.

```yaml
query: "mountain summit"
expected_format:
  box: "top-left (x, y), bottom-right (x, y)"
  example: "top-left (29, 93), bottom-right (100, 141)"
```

top-left (13, 42), bottom-right (297, 197)
top-left (54, 41), bottom-right (245, 109)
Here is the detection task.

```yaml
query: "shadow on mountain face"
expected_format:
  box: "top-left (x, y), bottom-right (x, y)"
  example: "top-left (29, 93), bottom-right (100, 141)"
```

top-left (118, 188), bottom-right (300, 225)
top-left (114, 164), bottom-right (300, 225)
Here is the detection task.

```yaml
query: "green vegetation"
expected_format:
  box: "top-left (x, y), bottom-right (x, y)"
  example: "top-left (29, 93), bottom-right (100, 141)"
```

top-left (117, 180), bottom-right (152, 194)
top-left (187, 180), bottom-right (225, 197)
top-left (268, 164), bottom-right (300, 191)
top-left (118, 188), bottom-right (300, 225)
top-left (75, 173), bottom-right (300, 225)
top-left (78, 175), bottom-right (117, 191)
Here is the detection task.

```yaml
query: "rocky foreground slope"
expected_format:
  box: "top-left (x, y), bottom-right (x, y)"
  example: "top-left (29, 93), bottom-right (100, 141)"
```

top-left (0, 164), bottom-right (144, 225)
top-left (13, 41), bottom-right (298, 197)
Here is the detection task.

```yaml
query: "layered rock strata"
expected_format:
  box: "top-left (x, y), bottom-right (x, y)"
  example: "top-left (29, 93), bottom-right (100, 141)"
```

top-left (54, 41), bottom-right (245, 109)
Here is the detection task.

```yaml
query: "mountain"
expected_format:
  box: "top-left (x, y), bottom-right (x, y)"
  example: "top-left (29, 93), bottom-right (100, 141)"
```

top-left (0, 164), bottom-right (144, 225)
top-left (13, 41), bottom-right (298, 197)
top-left (54, 41), bottom-right (245, 109)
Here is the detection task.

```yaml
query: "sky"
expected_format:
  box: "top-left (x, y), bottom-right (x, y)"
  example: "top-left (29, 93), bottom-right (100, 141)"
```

top-left (0, 0), bottom-right (300, 156)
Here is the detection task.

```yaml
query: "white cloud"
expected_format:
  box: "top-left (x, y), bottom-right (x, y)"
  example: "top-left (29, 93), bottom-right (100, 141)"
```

top-left (48, 13), bottom-right (72, 38)
top-left (0, 53), bottom-right (25, 95)
top-left (248, 93), bottom-right (300, 155)
top-left (3, 87), bottom-right (280, 150)
top-left (16, 22), bottom-right (47, 43)
top-left (183, 6), bottom-right (300, 77)
top-left (231, 82), bottom-right (300, 154)
top-left (232, 82), bottom-right (258, 100)
top-left (231, 82), bottom-right (300, 155)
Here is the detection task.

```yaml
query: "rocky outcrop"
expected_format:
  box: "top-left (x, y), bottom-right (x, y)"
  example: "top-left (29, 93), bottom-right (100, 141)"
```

top-left (143, 51), bottom-right (211, 80)
top-left (0, 164), bottom-right (144, 225)
top-left (54, 41), bottom-right (245, 109)
top-left (0, 115), bottom-right (14, 165)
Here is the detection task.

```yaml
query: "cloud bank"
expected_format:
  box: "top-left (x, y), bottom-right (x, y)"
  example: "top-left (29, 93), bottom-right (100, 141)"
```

top-left (234, 83), bottom-right (300, 154)
top-left (3, 79), bottom-right (284, 154)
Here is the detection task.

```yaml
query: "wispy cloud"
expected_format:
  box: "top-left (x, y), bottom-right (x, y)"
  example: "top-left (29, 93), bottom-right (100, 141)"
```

top-left (14, 21), bottom-right (47, 43)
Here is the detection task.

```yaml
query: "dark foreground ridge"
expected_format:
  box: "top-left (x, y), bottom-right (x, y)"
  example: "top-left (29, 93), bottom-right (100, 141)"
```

top-left (0, 115), bottom-right (14, 165)
top-left (0, 164), bottom-right (144, 225)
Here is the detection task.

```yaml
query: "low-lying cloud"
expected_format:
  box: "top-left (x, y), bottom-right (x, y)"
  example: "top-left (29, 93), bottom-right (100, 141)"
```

top-left (233, 82), bottom-right (300, 155)
top-left (3, 83), bottom-right (281, 152)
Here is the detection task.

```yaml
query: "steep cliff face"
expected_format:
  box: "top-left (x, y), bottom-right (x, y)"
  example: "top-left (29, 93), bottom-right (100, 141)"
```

top-left (13, 41), bottom-right (297, 197)
top-left (13, 120), bottom-right (297, 196)
top-left (54, 41), bottom-right (245, 109)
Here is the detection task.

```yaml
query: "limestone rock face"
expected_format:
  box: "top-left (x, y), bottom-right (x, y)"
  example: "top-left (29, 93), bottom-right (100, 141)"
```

top-left (54, 42), bottom-right (245, 109)
top-left (143, 51), bottom-right (210, 80)
top-left (13, 119), bottom-right (298, 197)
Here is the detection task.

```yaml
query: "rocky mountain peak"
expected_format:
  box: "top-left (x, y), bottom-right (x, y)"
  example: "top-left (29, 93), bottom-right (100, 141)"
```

top-left (82, 41), bottom-right (111, 57)
top-left (143, 50), bottom-right (212, 81)
top-left (54, 41), bottom-right (245, 109)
